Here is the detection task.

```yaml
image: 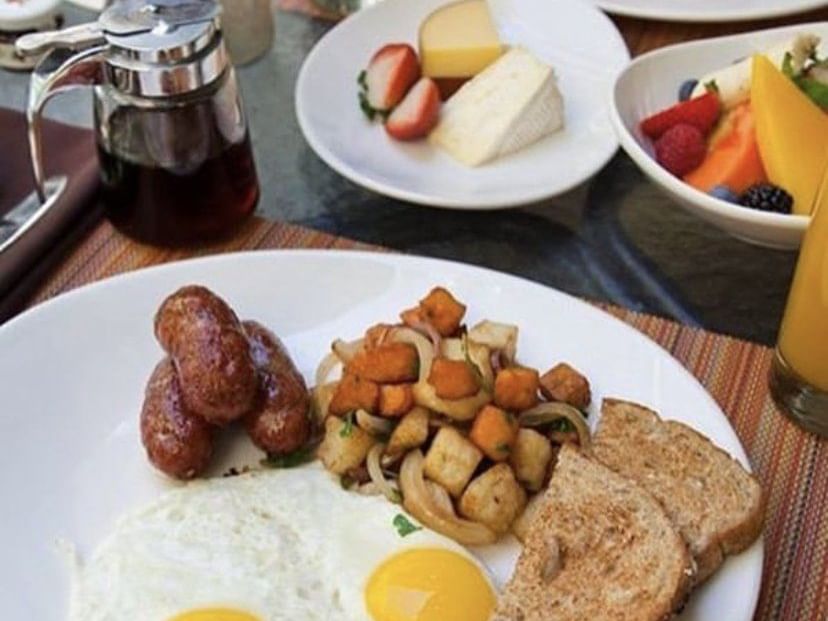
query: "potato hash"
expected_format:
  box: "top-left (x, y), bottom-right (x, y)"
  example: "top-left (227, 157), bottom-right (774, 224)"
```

top-left (312, 287), bottom-right (593, 545)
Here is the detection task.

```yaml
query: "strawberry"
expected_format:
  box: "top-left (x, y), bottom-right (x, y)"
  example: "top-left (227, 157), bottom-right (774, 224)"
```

top-left (654, 123), bottom-right (706, 176)
top-left (385, 78), bottom-right (441, 141)
top-left (358, 43), bottom-right (421, 120)
top-left (640, 92), bottom-right (721, 140)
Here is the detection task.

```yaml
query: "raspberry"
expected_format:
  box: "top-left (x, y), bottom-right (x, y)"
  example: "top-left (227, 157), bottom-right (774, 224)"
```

top-left (654, 124), bottom-right (706, 177)
top-left (738, 183), bottom-right (793, 214)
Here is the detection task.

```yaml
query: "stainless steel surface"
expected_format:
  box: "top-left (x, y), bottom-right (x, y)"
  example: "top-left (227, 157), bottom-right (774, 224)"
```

top-left (0, 176), bottom-right (67, 251)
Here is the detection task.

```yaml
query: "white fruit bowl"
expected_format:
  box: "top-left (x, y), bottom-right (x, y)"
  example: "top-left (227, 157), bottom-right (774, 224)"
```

top-left (610, 23), bottom-right (828, 250)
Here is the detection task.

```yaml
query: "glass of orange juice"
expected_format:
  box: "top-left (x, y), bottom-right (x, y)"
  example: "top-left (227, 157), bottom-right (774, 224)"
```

top-left (770, 167), bottom-right (828, 437)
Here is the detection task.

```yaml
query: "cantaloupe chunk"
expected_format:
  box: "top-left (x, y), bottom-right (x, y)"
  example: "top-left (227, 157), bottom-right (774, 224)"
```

top-left (751, 54), bottom-right (828, 215)
top-left (684, 103), bottom-right (766, 194)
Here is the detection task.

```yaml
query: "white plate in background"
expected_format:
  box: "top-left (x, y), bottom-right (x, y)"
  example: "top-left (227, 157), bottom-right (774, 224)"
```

top-left (610, 23), bottom-right (827, 249)
top-left (0, 250), bottom-right (762, 619)
top-left (296, 0), bottom-right (629, 209)
top-left (594, 0), bottom-right (828, 23)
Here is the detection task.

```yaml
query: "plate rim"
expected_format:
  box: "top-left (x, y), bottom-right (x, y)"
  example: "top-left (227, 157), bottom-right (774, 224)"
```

top-left (594, 0), bottom-right (828, 23)
top-left (0, 248), bottom-right (764, 620)
top-left (294, 0), bottom-right (630, 210)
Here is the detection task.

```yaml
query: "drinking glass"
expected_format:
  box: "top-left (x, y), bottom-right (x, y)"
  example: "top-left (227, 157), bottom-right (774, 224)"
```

top-left (769, 163), bottom-right (828, 437)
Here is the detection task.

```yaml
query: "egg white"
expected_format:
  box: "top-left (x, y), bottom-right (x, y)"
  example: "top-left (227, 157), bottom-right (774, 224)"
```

top-left (68, 463), bottom-right (490, 621)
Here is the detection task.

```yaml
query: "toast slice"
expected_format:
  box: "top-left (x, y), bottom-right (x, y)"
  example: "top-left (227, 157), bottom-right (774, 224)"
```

top-left (493, 445), bottom-right (693, 621)
top-left (593, 399), bottom-right (765, 583)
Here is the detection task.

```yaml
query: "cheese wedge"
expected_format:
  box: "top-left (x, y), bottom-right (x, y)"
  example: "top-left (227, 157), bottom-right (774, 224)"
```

top-left (429, 47), bottom-right (564, 166)
top-left (419, 0), bottom-right (503, 79)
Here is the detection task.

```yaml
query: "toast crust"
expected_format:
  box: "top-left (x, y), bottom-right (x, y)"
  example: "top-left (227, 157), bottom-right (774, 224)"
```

top-left (594, 399), bottom-right (765, 584)
top-left (493, 445), bottom-right (694, 621)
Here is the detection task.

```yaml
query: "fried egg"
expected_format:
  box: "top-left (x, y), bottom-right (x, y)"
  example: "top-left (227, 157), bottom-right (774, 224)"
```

top-left (68, 464), bottom-right (495, 621)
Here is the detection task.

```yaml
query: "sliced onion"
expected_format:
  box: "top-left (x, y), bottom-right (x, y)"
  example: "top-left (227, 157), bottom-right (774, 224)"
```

top-left (513, 492), bottom-right (547, 543)
top-left (391, 327), bottom-right (435, 382)
top-left (333, 337), bottom-right (365, 363)
top-left (356, 409), bottom-right (394, 437)
top-left (315, 352), bottom-right (341, 387)
top-left (310, 381), bottom-right (338, 423)
top-left (519, 403), bottom-right (591, 453)
top-left (399, 450), bottom-right (497, 545)
top-left (425, 480), bottom-right (456, 519)
top-left (367, 443), bottom-right (400, 503)
top-left (413, 382), bottom-right (491, 422)
top-left (468, 320), bottom-right (518, 365)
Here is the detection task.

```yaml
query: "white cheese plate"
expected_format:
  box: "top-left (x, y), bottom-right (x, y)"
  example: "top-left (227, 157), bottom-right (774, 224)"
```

top-left (593, 0), bottom-right (828, 23)
top-left (295, 0), bottom-right (630, 209)
top-left (0, 250), bottom-right (762, 619)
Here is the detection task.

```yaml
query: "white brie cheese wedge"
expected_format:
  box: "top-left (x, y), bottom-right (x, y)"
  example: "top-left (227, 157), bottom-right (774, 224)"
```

top-left (429, 47), bottom-right (564, 167)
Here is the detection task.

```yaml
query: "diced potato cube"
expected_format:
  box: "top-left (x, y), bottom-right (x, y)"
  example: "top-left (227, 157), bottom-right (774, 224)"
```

top-left (509, 428), bottom-right (553, 491)
top-left (468, 320), bottom-right (518, 364)
top-left (378, 383), bottom-right (415, 417)
top-left (428, 358), bottom-right (480, 399)
top-left (346, 343), bottom-right (419, 383)
top-left (419, 287), bottom-right (466, 337)
top-left (386, 406), bottom-right (430, 457)
top-left (329, 374), bottom-right (379, 415)
top-left (469, 404), bottom-right (519, 462)
top-left (539, 363), bottom-right (591, 409)
top-left (494, 367), bottom-right (539, 411)
top-left (317, 415), bottom-right (376, 475)
top-left (458, 463), bottom-right (527, 534)
top-left (423, 427), bottom-right (483, 497)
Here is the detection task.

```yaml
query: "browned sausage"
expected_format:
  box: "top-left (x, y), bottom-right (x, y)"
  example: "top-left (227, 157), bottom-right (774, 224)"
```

top-left (140, 357), bottom-right (214, 480)
top-left (154, 285), bottom-right (257, 425)
top-left (242, 320), bottom-right (311, 455)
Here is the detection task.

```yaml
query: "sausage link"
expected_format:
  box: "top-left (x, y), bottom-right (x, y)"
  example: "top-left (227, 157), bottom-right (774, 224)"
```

top-left (242, 320), bottom-right (311, 455)
top-left (154, 285), bottom-right (257, 425)
top-left (140, 358), bottom-right (214, 480)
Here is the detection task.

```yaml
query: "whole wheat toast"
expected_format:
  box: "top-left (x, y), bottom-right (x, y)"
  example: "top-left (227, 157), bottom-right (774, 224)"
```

top-left (493, 445), bottom-right (693, 621)
top-left (593, 399), bottom-right (765, 583)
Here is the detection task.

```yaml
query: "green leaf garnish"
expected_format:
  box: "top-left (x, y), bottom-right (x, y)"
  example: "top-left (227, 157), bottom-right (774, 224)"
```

top-left (340, 412), bottom-right (355, 438)
top-left (548, 418), bottom-right (576, 433)
top-left (782, 52), bottom-right (797, 78)
top-left (261, 445), bottom-right (315, 469)
top-left (393, 513), bottom-right (422, 537)
top-left (496, 442), bottom-right (511, 454)
top-left (704, 79), bottom-right (719, 94)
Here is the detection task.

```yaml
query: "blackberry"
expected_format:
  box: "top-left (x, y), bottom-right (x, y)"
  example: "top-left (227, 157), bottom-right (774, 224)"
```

top-left (738, 183), bottom-right (793, 214)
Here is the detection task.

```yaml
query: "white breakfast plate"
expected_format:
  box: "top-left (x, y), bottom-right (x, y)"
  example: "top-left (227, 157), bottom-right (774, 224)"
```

top-left (0, 251), bottom-right (762, 619)
top-left (610, 23), bottom-right (827, 249)
top-left (295, 0), bottom-right (629, 209)
top-left (593, 0), bottom-right (828, 22)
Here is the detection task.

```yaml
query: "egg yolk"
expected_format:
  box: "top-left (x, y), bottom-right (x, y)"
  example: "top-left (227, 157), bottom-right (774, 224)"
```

top-left (167, 608), bottom-right (261, 621)
top-left (365, 548), bottom-right (496, 621)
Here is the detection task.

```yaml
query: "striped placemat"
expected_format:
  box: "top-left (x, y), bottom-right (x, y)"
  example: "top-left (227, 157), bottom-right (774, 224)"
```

top-left (19, 217), bottom-right (827, 621)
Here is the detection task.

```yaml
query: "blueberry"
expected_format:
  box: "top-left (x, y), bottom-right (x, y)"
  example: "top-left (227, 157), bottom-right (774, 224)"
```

top-left (709, 185), bottom-right (739, 203)
top-left (678, 79), bottom-right (699, 102)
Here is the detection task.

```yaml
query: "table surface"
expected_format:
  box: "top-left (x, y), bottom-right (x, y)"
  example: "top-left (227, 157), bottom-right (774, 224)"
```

top-left (3, 3), bottom-right (828, 345)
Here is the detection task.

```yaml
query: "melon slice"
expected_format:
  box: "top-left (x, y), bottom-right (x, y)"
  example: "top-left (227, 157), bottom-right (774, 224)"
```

top-left (751, 54), bottom-right (828, 215)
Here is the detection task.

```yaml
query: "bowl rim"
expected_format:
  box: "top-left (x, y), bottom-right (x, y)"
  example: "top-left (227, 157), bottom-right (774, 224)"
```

top-left (608, 22), bottom-right (828, 236)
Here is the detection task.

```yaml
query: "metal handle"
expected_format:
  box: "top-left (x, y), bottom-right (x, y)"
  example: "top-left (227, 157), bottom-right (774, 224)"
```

top-left (16, 23), bottom-right (106, 57)
top-left (25, 45), bottom-right (106, 203)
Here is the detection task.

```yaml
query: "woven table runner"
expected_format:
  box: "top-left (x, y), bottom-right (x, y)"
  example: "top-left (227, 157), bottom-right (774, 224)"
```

top-left (20, 217), bottom-right (827, 621)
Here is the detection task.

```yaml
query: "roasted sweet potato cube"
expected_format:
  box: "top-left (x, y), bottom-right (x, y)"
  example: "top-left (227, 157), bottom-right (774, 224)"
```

top-left (539, 363), bottom-right (591, 409)
top-left (419, 287), bottom-right (466, 337)
top-left (510, 428), bottom-right (553, 491)
top-left (329, 374), bottom-right (379, 415)
top-left (317, 415), bottom-right (376, 475)
top-left (469, 404), bottom-right (519, 462)
top-left (400, 306), bottom-right (424, 328)
top-left (345, 342), bottom-right (419, 383)
top-left (386, 406), bottom-right (429, 457)
top-left (494, 367), bottom-right (539, 411)
top-left (458, 463), bottom-right (527, 534)
top-left (378, 383), bottom-right (415, 417)
top-left (427, 357), bottom-right (480, 399)
top-left (423, 427), bottom-right (483, 497)
top-left (364, 323), bottom-right (394, 349)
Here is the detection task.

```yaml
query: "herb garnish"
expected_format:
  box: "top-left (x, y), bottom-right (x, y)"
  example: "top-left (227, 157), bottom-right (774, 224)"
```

top-left (782, 51), bottom-right (828, 110)
top-left (261, 445), bottom-right (315, 469)
top-left (393, 513), bottom-right (422, 537)
top-left (340, 412), bottom-right (355, 438)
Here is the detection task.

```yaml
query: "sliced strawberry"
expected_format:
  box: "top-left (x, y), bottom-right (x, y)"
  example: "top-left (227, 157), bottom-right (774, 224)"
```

top-left (358, 43), bottom-right (421, 119)
top-left (640, 92), bottom-right (721, 140)
top-left (385, 78), bottom-right (441, 141)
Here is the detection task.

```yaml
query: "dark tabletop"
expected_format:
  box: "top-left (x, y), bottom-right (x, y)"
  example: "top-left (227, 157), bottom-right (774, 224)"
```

top-left (5, 4), bottom-right (820, 345)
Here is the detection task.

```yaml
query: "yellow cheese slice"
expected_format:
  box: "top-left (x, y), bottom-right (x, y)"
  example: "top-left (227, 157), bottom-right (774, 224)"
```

top-left (419, 0), bottom-right (503, 79)
top-left (751, 54), bottom-right (828, 215)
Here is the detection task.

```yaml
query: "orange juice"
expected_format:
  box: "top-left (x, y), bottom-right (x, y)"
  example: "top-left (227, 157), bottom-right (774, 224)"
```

top-left (777, 169), bottom-right (828, 392)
